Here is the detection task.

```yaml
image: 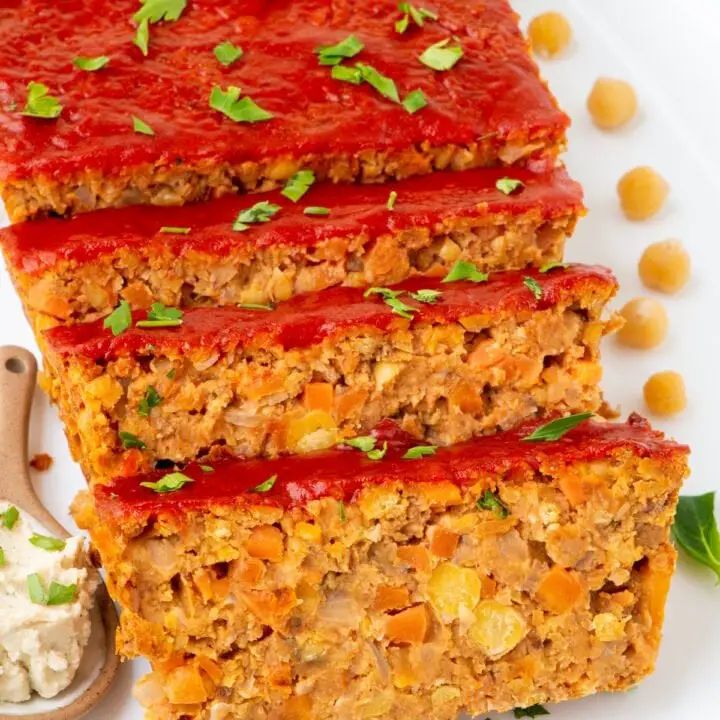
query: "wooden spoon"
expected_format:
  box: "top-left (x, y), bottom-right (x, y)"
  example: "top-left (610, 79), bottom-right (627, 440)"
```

top-left (0, 346), bottom-right (120, 720)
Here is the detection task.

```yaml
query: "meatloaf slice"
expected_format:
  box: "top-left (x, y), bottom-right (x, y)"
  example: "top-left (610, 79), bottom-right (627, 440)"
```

top-left (43, 265), bottom-right (618, 483)
top-left (0, 167), bottom-right (583, 334)
top-left (72, 414), bottom-right (689, 719)
top-left (0, 0), bottom-right (568, 221)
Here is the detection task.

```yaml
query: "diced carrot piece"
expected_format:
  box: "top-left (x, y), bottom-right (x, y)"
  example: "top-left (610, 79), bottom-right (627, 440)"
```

top-left (466, 338), bottom-right (500, 367)
top-left (411, 481), bottom-right (462, 506)
top-left (536, 566), bottom-right (585, 614)
top-left (639, 549), bottom-right (674, 628)
top-left (231, 556), bottom-right (266, 586)
top-left (196, 655), bottom-right (223, 685)
top-left (557, 473), bottom-right (588, 505)
top-left (246, 525), bottom-right (284, 562)
top-left (193, 569), bottom-right (215, 603)
top-left (165, 663), bottom-right (209, 704)
top-left (476, 517), bottom-right (517, 537)
top-left (385, 604), bottom-right (429, 645)
top-left (449, 381), bottom-right (484, 413)
top-left (373, 585), bottom-right (411, 612)
top-left (155, 653), bottom-right (186, 674)
top-left (334, 387), bottom-right (369, 421)
top-left (241, 588), bottom-right (296, 621)
top-left (429, 526), bottom-right (459, 558)
top-left (303, 383), bottom-right (335, 413)
top-left (480, 575), bottom-right (497, 598)
top-left (120, 449), bottom-right (144, 477)
top-left (282, 695), bottom-right (313, 719)
top-left (269, 662), bottom-right (292, 687)
top-left (397, 545), bottom-right (431, 573)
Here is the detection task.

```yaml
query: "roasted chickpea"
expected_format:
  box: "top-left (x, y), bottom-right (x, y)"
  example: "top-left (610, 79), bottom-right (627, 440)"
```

top-left (587, 77), bottom-right (638, 130)
top-left (528, 12), bottom-right (572, 58)
top-left (644, 371), bottom-right (686, 416)
top-left (617, 166), bottom-right (669, 221)
top-left (617, 297), bottom-right (668, 349)
top-left (639, 240), bottom-right (691, 294)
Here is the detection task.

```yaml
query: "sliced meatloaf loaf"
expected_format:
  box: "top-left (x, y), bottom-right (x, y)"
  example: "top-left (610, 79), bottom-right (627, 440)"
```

top-left (72, 414), bottom-right (689, 719)
top-left (43, 265), bottom-right (619, 483)
top-left (0, 167), bottom-right (583, 334)
top-left (0, 0), bottom-right (568, 220)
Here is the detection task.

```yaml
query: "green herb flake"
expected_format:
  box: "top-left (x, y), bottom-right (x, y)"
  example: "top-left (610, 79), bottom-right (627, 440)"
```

top-left (331, 64), bottom-right (363, 84)
top-left (522, 413), bottom-right (594, 442)
top-left (402, 88), bottom-right (428, 114)
top-left (1, 506), bottom-right (19, 530)
top-left (0, 548), bottom-right (5, 567)
top-left (138, 386), bottom-right (162, 417)
top-left (409, 288), bottom-right (442, 304)
top-left (21, 82), bottom-right (63, 119)
top-left (282, 170), bottom-right (315, 202)
top-left (338, 500), bottom-right (347, 522)
top-left (387, 190), bottom-right (398, 210)
top-left (209, 85), bottom-right (273, 123)
top-left (239, 303), bottom-right (274, 311)
top-left (253, 474), bottom-right (278, 493)
top-left (514, 705), bottom-right (550, 719)
top-left (402, 444), bottom-right (437, 459)
top-left (233, 200), bottom-right (281, 231)
top-left (29, 534), bottom-right (66, 552)
top-left (442, 260), bottom-right (488, 284)
top-left (140, 471), bottom-right (193, 494)
top-left (672, 492), bottom-right (720, 581)
top-left (367, 441), bottom-right (388, 461)
top-left (27, 574), bottom-right (47, 605)
top-left (315, 34), bottom-right (364, 66)
top-left (396, 2), bottom-right (438, 33)
top-left (119, 431), bottom-right (146, 450)
top-left (166, 368), bottom-right (176, 380)
top-left (136, 302), bottom-right (184, 328)
top-left (132, 115), bottom-right (155, 135)
top-left (48, 582), bottom-right (78, 606)
top-left (539, 261), bottom-right (568, 273)
top-left (356, 63), bottom-right (400, 103)
top-left (419, 38), bottom-right (463, 71)
top-left (477, 490), bottom-right (509, 519)
top-left (495, 177), bottom-right (525, 195)
top-left (363, 287), bottom-right (416, 319)
top-left (199, 464), bottom-right (214, 473)
top-left (159, 225), bottom-right (190, 234)
top-left (73, 55), bottom-right (110, 72)
top-left (214, 40), bottom-right (243, 67)
top-left (103, 300), bottom-right (132, 337)
top-left (133, 0), bottom-right (187, 24)
top-left (523, 276), bottom-right (543, 300)
top-left (303, 206), bottom-right (330, 217)
top-left (134, 18), bottom-right (150, 56)
top-left (343, 436), bottom-right (377, 453)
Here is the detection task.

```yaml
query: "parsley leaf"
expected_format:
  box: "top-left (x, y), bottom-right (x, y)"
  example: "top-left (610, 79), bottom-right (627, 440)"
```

top-left (364, 287), bottom-right (416, 319)
top-left (442, 260), bottom-right (488, 283)
top-left (27, 574), bottom-right (47, 605)
top-left (253, 474), bottom-right (278, 493)
top-left (73, 56), bottom-right (110, 72)
top-left (239, 303), bottom-right (274, 311)
top-left (304, 206), bottom-right (330, 216)
top-left (402, 445), bottom-right (437, 459)
top-left (477, 490), bottom-right (509, 519)
top-left (0, 548), bottom-right (5, 566)
top-left (343, 436), bottom-right (377, 453)
top-left (214, 40), bottom-right (243, 67)
top-left (103, 300), bottom-right (132, 337)
top-left (282, 170), bottom-right (315, 202)
top-left (409, 288), bottom-right (441, 304)
top-left (141, 471), bottom-right (193, 493)
top-left (199, 464), bottom-right (214, 473)
top-left (209, 86), bottom-right (273, 123)
top-left (396, 2), bottom-right (438, 33)
top-left (315, 35), bottom-right (364, 66)
top-left (134, 18), bottom-right (150, 56)
top-left (233, 201), bottom-right (281, 231)
top-left (136, 302), bottom-right (184, 328)
top-left (132, 115), bottom-right (155, 135)
top-left (119, 431), bottom-right (146, 450)
top-left (28, 574), bottom-right (77, 606)
top-left (331, 65), bottom-right (363, 84)
top-left (138, 386), bottom-right (162, 417)
top-left (402, 88), bottom-right (428, 113)
top-left (133, 0), bottom-right (187, 23)
top-left (1, 506), bottom-right (19, 530)
top-left (419, 38), bottom-right (463, 71)
top-left (387, 190), bottom-right (398, 210)
top-left (514, 706), bottom-right (550, 719)
top-left (523, 413), bottom-right (594, 442)
top-left (338, 500), bottom-right (347, 522)
top-left (21, 82), bottom-right (63, 119)
top-left (367, 441), bottom-right (388, 460)
top-left (523, 276), bottom-right (543, 300)
top-left (672, 493), bottom-right (720, 581)
top-left (356, 63), bottom-right (399, 102)
top-left (540, 261), bottom-right (568, 273)
top-left (159, 226), bottom-right (190, 234)
top-left (29, 534), bottom-right (66, 552)
top-left (496, 177), bottom-right (525, 195)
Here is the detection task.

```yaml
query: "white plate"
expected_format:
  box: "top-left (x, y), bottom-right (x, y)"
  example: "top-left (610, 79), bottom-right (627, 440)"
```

top-left (1, 1), bottom-right (718, 717)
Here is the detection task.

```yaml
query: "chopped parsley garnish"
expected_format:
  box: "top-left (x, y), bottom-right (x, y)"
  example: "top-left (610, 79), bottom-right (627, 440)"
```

top-left (21, 82), bottom-right (63, 119)
top-left (138, 386), bottom-right (162, 417)
top-left (73, 55), bottom-right (110, 72)
top-left (0, 548), bottom-right (5, 567)
top-left (315, 34), bottom-right (364, 66)
top-left (103, 300), bottom-right (132, 337)
top-left (395, 3), bottom-right (438, 33)
top-left (442, 260), bottom-right (488, 283)
top-left (402, 88), bottom-right (428, 114)
top-left (166, 368), bottom-right (176, 380)
top-left (419, 38), bottom-right (463, 71)
top-left (523, 276), bottom-right (543, 300)
top-left (402, 445), bottom-right (437, 459)
top-left (495, 177), bottom-right (525, 195)
top-left (514, 705), bottom-right (550, 719)
top-left (343, 436), bottom-right (377, 453)
top-left (282, 170), bottom-right (315, 202)
top-left (253, 474), bottom-right (278, 493)
top-left (132, 115), bottom-right (155, 135)
top-left (233, 201), bottom-right (281, 231)
top-left (338, 500), bottom-right (347, 522)
top-left (522, 413), bottom-right (594, 442)
top-left (356, 63), bottom-right (399, 102)
top-left (387, 190), bottom-right (398, 210)
top-left (364, 287), bottom-right (416, 319)
top-left (214, 40), bottom-right (243, 67)
top-left (331, 65), bottom-right (363, 84)
top-left (1, 506), bottom-right (19, 530)
top-left (28, 574), bottom-right (77, 606)
top-left (239, 303), bottom-right (274, 311)
top-left (540, 261), bottom-right (568, 273)
top-left (199, 464), bottom-right (214, 473)
top-left (134, 18), bottom-right (150, 55)
top-left (159, 226), bottom-right (190, 234)
top-left (304, 206), bottom-right (330, 216)
top-left (119, 431), bottom-right (146, 450)
top-left (367, 441), bottom-right (388, 460)
top-left (141, 471), bottom-right (193, 493)
top-left (477, 490), bottom-right (509, 519)
top-left (136, 302), bottom-right (184, 328)
top-left (672, 493), bottom-right (720, 581)
top-left (29, 534), bottom-right (66, 552)
top-left (133, 0), bottom-right (187, 24)
top-left (209, 85), bottom-right (273, 123)
top-left (409, 288), bottom-right (441, 304)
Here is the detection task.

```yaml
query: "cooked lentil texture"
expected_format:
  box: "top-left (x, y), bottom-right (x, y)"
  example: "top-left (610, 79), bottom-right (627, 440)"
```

top-left (72, 415), bottom-right (689, 719)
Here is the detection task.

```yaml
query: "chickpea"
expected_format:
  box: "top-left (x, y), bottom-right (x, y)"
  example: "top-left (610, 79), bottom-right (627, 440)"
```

top-left (617, 297), bottom-right (668, 349)
top-left (527, 12), bottom-right (572, 58)
top-left (617, 166), bottom-right (669, 221)
top-left (638, 240), bottom-right (690, 294)
top-left (587, 77), bottom-right (638, 130)
top-left (644, 371), bottom-right (686, 416)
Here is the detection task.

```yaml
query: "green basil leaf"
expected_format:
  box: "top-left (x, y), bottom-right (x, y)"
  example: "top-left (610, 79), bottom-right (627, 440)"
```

top-left (73, 56), bottom-right (110, 72)
top-left (103, 300), bottom-right (132, 337)
top-left (214, 40), bottom-right (243, 67)
top-left (402, 445), bottom-right (437, 459)
top-left (402, 88), bottom-right (428, 113)
top-left (496, 177), bottom-right (525, 195)
top-left (21, 82), bottom-right (63, 119)
top-left (132, 115), bottom-right (155, 135)
top-left (253, 474), bottom-right (278, 493)
top-left (119, 431), bottom-right (146, 450)
top-left (141, 471), bottom-right (193, 493)
top-left (522, 413), bottom-right (594, 442)
top-left (672, 493), bottom-right (720, 581)
top-left (282, 170), bottom-right (315, 202)
top-left (419, 38), bottom-right (463, 71)
top-left (209, 86), bottom-right (273, 123)
top-left (315, 35), bottom-right (364, 66)
top-left (476, 490), bottom-right (509, 519)
top-left (442, 260), bottom-right (488, 284)
top-left (523, 276), bottom-right (543, 300)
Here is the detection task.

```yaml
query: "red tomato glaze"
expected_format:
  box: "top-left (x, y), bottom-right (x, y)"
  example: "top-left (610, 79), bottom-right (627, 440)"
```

top-left (0, 0), bottom-right (568, 181)
top-left (44, 264), bottom-right (617, 360)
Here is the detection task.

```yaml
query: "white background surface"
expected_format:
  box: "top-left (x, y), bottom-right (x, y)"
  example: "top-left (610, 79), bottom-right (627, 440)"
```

top-left (0, 1), bottom-right (718, 717)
